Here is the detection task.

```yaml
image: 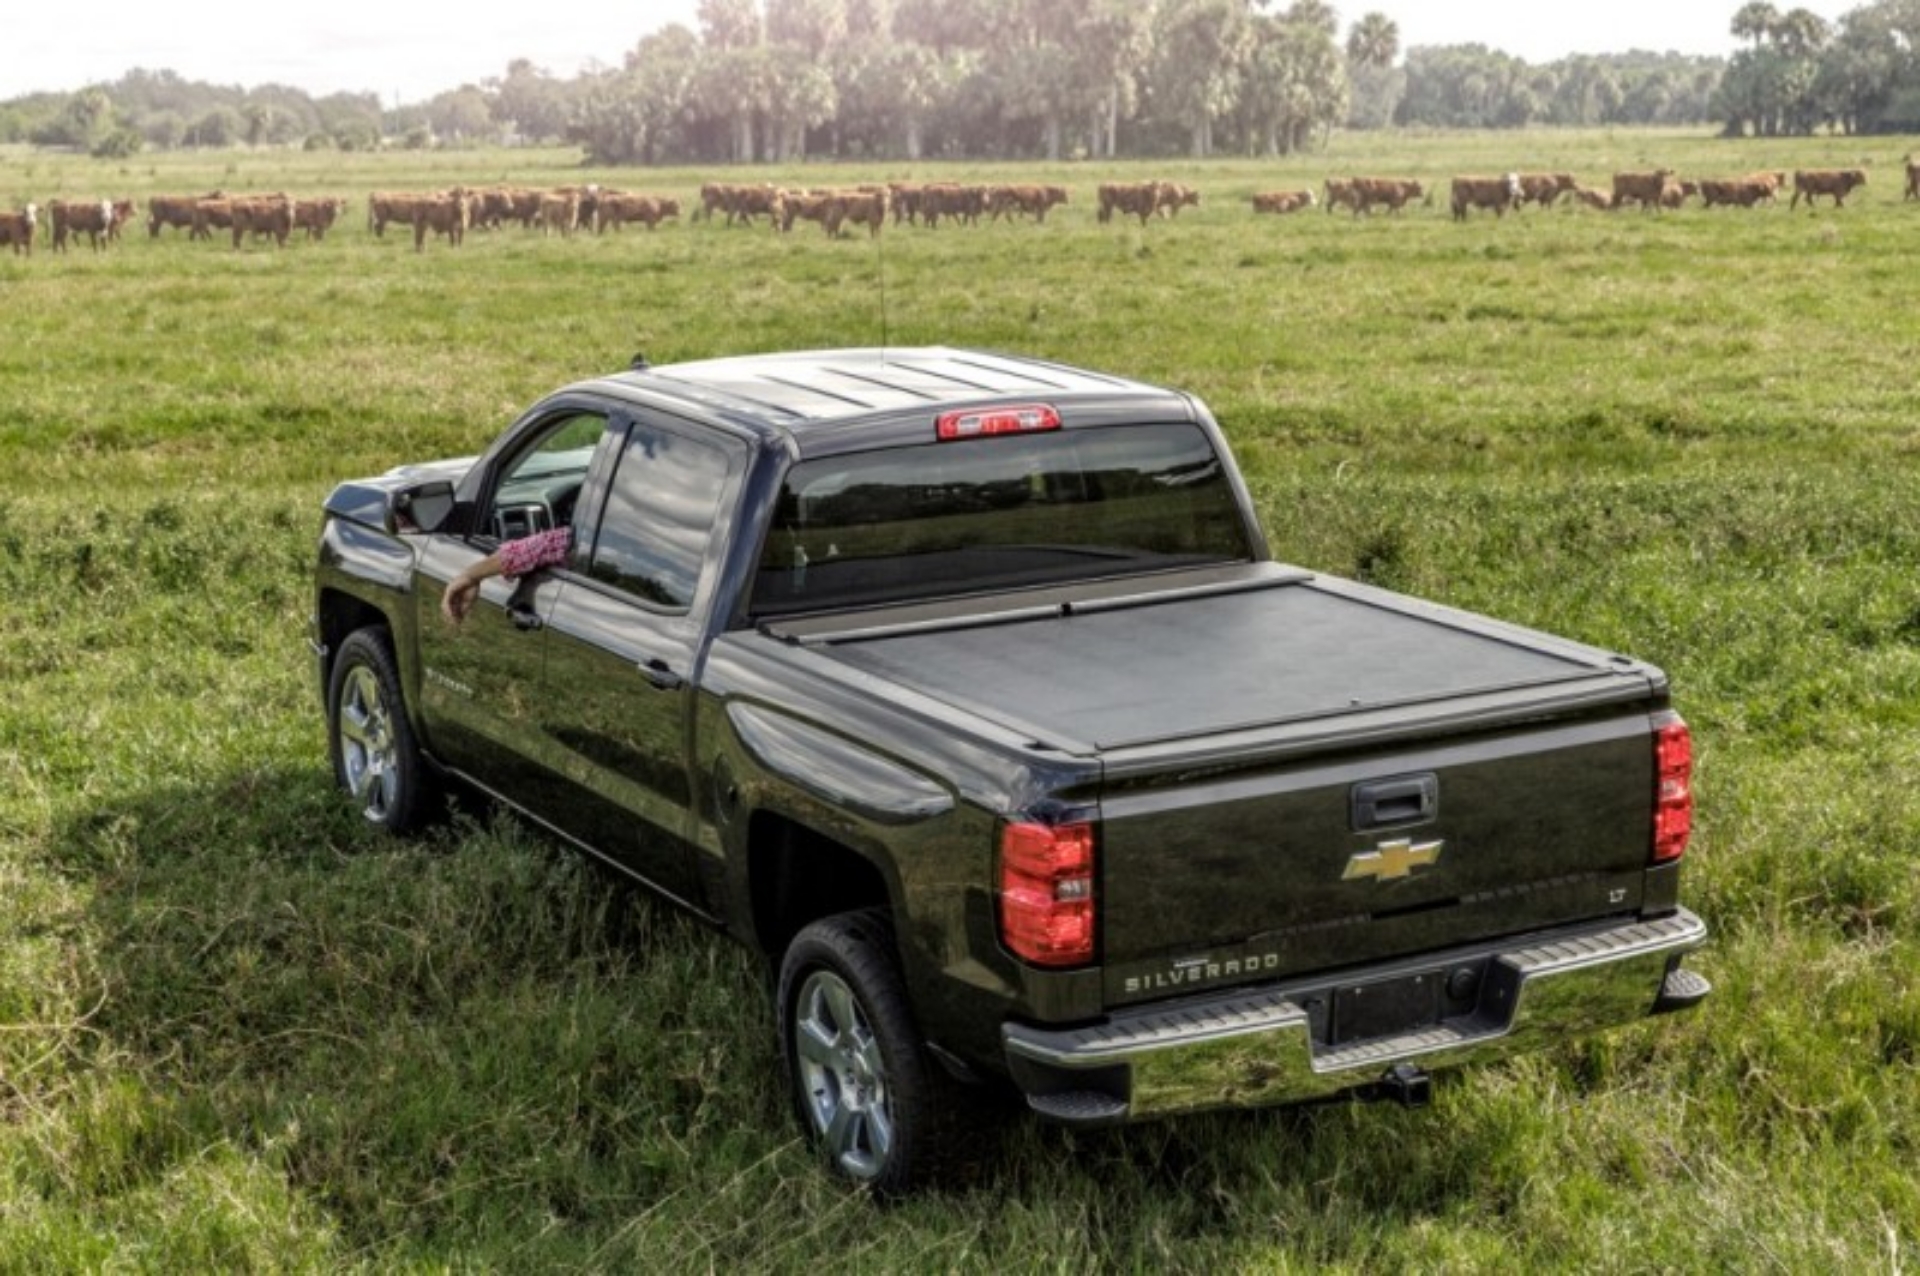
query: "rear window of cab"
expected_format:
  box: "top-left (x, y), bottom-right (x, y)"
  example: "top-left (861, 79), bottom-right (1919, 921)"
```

top-left (749, 421), bottom-right (1252, 619)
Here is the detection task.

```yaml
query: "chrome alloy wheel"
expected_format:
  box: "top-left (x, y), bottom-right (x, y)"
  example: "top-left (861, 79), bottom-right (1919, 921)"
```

top-left (336, 663), bottom-right (400, 822)
top-left (793, 969), bottom-right (893, 1181)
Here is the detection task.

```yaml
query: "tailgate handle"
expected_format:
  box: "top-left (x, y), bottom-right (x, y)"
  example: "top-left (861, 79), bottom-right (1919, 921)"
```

top-left (1351, 774), bottom-right (1438, 831)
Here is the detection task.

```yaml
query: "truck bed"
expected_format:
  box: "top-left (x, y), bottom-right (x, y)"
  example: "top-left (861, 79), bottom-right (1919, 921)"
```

top-left (784, 563), bottom-right (1656, 757)
top-left (774, 563), bottom-right (1668, 996)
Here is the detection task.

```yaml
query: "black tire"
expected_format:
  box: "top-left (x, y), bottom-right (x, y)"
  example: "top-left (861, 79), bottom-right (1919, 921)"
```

top-left (327, 626), bottom-right (438, 834)
top-left (777, 910), bottom-right (959, 1197)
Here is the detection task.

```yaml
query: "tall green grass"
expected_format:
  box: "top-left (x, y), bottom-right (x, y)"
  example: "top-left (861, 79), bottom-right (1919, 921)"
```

top-left (2, 131), bottom-right (1917, 1269)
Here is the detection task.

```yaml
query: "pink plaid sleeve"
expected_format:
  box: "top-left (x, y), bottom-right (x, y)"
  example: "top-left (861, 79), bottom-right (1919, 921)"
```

top-left (495, 527), bottom-right (572, 579)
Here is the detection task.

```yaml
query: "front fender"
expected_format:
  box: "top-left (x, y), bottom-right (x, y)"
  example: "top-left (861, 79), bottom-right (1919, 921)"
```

top-left (314, 515), bottom-right (426, 739)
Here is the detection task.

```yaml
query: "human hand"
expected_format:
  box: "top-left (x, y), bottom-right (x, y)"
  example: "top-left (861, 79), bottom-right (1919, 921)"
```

top-left (442, 572), bottom-right (480, 625)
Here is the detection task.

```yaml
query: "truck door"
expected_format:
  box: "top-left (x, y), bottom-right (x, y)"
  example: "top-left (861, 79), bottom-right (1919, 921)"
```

top-left (531, 414), bottom-right (745, 906)
top-left (414, 407), bottom-right (615, 814)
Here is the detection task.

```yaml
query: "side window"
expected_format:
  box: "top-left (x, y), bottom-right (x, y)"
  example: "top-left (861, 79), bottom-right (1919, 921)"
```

top-left (487, 411), bottom-right (606, 542)
top-left (586, 423), bottom-right (733, 611)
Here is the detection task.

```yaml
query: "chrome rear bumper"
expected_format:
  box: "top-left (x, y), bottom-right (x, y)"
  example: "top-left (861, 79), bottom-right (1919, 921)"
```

top-left (1002, 908), bottom-right (1709, 1125)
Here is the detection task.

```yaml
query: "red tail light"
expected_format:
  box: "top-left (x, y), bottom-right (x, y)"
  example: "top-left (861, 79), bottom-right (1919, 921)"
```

top-left (998, 820), bottom-right (1096, 967)
top-left (1652, 713), bottom-right (1693, 864)
top-left (936, 404), bottom-right (1060, 440)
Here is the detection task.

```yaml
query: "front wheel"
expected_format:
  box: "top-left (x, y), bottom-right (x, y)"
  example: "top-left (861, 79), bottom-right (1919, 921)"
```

top-left (778, 910), bottom-right (956, 1196)
top-left (327, 626), bottom-right (437, 834)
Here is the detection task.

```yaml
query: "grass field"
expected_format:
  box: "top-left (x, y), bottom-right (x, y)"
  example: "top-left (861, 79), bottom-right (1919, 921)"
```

top-left (3, 129), bottom-right (1918, 1271)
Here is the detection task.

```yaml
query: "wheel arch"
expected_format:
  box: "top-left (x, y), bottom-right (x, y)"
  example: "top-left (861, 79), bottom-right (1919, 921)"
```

top-left (315, 587), bottom-right (392, 684)
top-left (745, 811), bottom-right (894, 961)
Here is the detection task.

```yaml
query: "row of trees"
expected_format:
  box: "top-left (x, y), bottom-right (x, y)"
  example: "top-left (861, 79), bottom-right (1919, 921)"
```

top-left (569, 0), bottom-right (1361, 164)
top-left (5, 2), bottom-right (1917, 163)
top-left (1719, 0), bottom-right (1920, 135)
top-left (0, 70), bottom-right (389, 156)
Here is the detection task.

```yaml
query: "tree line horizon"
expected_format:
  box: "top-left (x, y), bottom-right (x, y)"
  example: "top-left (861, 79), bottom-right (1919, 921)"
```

top-left (5, 0), bottom-right (1915, 166)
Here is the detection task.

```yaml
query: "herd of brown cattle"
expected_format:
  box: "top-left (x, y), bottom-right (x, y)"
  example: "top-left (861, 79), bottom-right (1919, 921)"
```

top-left (1096, 181), bottom-right (1201, 223)
top-left (0, 198), bottom-right (141, 253)
top-left (695, 181), bottom-right (1072, 232)
top-left (6, 157), bottom-right (1918, 258)
top-left (1288, 165), bottom-right (1895, 221)
top-left (365, 185), bottom-right (684, 249)
top-left (146, 191), bottom-right (349, 246)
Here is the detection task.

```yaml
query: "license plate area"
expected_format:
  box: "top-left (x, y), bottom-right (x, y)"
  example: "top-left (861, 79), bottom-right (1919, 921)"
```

top-left (1329, 972), bottom-right (1443, 1046)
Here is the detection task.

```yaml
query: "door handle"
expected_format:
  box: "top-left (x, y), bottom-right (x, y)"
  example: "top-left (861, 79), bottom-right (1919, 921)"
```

top-left (508, 604), bottom-right (544, 632)
top-left (638, 657), bottom-right (684, 691)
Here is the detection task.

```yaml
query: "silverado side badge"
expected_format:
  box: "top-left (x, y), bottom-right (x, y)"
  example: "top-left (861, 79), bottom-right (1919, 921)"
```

top-left (1343, 837), bottom-right (1444, 882)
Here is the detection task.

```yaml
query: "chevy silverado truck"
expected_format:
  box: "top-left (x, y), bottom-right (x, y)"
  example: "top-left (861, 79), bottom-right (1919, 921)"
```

top-left (311, 347), bottom-right (1709, 1194)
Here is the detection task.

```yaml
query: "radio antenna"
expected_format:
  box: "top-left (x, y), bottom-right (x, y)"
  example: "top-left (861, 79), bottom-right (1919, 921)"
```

top-left (876, 202), bottom-right (890, 365)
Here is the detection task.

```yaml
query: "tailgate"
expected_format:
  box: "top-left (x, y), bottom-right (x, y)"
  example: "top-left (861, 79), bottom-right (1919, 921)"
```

top-left (1094, 710), bottom-right (1660, 1007)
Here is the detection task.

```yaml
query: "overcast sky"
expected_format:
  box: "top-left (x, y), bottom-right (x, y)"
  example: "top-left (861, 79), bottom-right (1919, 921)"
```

top-left (2, 1), bottom-right (1858, 107)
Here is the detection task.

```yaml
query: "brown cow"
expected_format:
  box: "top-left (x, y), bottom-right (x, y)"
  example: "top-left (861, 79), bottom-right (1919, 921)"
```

top-left (495, 187), bottom-right (546, 230)
top-left (773, 187), bottom-right (887, 238)
top-left (1791, 169), bottom-right (1867, 209)
top-left (1322, 177), bottom-right (1361, 214)
top-left (106, 199), bottom-right (138, 242)
top-left (725, 184), bottom-right (784, 228)
top-left (888, 182), bottom-right (925, 225)
top-left (1097, 181), bottom-right (1163, 225)
top-left (1611, 169), bottom-right (1675, 211)
top-left (1698, 177), bottom-right (1776, 209)
top-left (412, 189), bottom-right (472, 251)
top-left (1516, 173), bottom-right (1577, 208)
top-left (230, 196), bottom-right (296, 249)
top-left (1348, 177), bottom-right (1424, 215)
top-left (572, 185), bottom-right (604, 232)
top-left (538, 190), bottom-right (581, 237)
top-left (1657, 179), bottom-right (1698, 209)
top-left (0, 203), bottom-right (37, 255)
top-left (596, 193), bottom-right (679, 232)
top-left (1156, 183), bottom-right (1201, 216)
top-left (919, 183), bottom-right (986, 227)
top-left (466, 187), bottom-right (513, 231)
top-left (367, 191), bottom-right (434, 237)
top-left (777, 189), bottom-right (832, 235)
top-left (293, 196), bottom-right (346, 240)
top-left (1251, 189), bottom-right (1315, 214)
top-left (986, 184), bottom-right (1068, 223)
top-left (148, 192), bottom-right (221, 237)
top-left (696, 181), bottom-right (729, 222)
top-left (190, 197), bottom-right (236, 241)
top-left (1449, 174), bottom-right (1522, 220)
top-left (1570, 185), bottom-right (1614, 210)
top-left (831, 188), bottom-right (889, 237)
top-left (49, 198), bottom-right (115, 252)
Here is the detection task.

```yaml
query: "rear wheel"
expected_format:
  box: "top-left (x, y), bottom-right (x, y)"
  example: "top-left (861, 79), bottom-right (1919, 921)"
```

top-left (778, 910), bottom-right (955, 1196)
top-left (327, 626), bottom-right (437, 834)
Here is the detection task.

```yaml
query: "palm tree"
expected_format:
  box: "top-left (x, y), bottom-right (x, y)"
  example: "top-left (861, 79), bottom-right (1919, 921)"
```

top-left (1730, 2), bottom-right (1781, 47)
top-left (699, 0), bottom-right (763, 51)
top-left (1344, 12), bottom-right (1399, 129)
top-left (1772, 7), bottom-right (1830, 58)
top-left (1346, 12), bottom-right (1399, 69)
top-left (1284, 0), bottom-right (1340, 40)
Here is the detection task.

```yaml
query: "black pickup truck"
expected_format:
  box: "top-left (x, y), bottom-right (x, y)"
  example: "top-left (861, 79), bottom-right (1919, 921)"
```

top-left (311, 347), bottom-right (1709, 1194)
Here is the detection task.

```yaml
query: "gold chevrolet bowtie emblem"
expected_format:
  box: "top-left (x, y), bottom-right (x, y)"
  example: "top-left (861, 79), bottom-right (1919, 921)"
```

top-left (1343, 837), bottom-right (1443, 882)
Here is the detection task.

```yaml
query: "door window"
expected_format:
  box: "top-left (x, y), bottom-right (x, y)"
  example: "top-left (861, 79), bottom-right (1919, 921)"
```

top-left (585, 424), bottom-right (733, 611)
top-left (486, 412), bottom-right (606, 543)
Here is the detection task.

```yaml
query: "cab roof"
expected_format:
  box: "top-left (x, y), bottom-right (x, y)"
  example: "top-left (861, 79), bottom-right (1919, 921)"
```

top-left (585, 347), bottom-right (1189, 443)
